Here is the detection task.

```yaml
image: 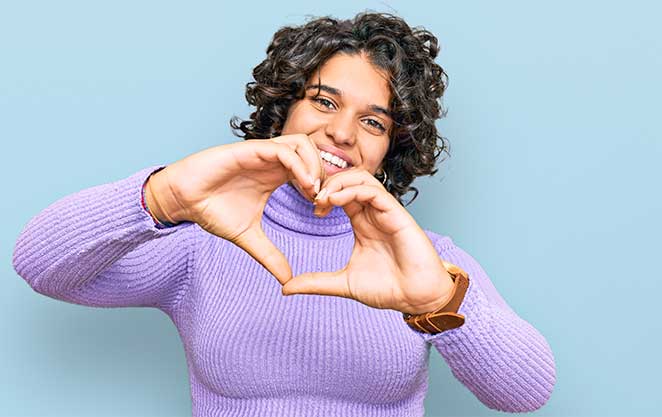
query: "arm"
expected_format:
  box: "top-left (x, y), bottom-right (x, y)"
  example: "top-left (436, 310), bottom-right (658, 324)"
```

top-left (422, 232), bottom-right (557, 413)
top-left (12, 165), bottom-right (198, 314)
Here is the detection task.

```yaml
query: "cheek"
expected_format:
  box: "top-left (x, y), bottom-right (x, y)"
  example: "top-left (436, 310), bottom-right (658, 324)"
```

top-left (281, 114), bottom-right (295, 135)
top-left (366, 142), bottom-right (390, 167)
top-left (282, 104), bottom-right (313, 133)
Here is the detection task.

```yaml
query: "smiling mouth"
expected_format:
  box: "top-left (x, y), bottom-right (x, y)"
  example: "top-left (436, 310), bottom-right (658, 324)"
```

top-left (319, 150), bottom-right (350, 169)
top-left (322, 159), bottom-right (342, 169)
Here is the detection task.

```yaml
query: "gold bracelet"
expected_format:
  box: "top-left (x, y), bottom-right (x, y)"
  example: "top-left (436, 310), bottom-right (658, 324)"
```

top-left (402, 261), bottom-right (470, 334)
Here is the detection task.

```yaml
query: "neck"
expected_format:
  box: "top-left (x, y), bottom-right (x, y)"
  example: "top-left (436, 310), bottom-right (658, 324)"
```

top-left (262, 182), bottom-right (352, 237)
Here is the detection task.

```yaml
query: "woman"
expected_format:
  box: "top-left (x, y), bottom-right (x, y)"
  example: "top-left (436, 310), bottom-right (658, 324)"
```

top-left (12, 12), bottom-right (556, 416)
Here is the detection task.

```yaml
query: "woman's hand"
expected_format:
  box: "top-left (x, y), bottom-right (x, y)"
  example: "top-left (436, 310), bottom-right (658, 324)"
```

top-left (146, 134), bottom-right (325, 284)
top-left (281, 168), bottom-right (455, 315)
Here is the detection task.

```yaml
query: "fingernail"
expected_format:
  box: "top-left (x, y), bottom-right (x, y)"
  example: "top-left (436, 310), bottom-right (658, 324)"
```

top-left (316, 207), bottom-right (331, 218)
top-left (314, 178), bottom-right (320, 194)
top-left (315, 188), bottom-right (328, 201)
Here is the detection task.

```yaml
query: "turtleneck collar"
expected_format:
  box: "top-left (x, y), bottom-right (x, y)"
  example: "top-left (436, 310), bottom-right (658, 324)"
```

top-left (263, 182), bottom-right (353, 237)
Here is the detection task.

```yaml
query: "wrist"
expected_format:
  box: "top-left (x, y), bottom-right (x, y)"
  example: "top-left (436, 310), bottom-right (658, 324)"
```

top-left (144, 169), bottom-right (185, 225)
top-left (405, 269), bottom-right (455, 315)
top-left (402, 262), bottom-right (470, 334)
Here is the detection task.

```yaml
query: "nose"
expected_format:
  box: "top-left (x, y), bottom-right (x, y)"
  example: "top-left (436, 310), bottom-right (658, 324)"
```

top-left (324, 111), bottom-right (356, 146)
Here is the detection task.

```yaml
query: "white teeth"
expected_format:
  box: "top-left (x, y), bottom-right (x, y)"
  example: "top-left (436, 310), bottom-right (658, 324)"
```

top-left (319, 151), bottom-right (348, 169)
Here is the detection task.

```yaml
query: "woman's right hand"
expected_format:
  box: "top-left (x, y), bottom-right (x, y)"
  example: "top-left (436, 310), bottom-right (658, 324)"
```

top-left (145, 134), bottom-right (325, 284)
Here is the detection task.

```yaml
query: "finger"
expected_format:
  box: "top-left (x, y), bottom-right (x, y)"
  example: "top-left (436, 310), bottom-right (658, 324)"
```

top-left (326, 184), bottom-right (393, 212)
top-left (313, 205), bottom-right (334, 218)
top-left (273, 134), bottom-right (324, 194)
top-left (299, 134), bottom-right (326, 191)
top-left (259, 142), bottom-right (316, 192)
top-left (315, 168), bottom-right (380, 207)
top-left (281, 270), bottom-right (351, 298)
top-left (233, 226), bottom-right (293, 285)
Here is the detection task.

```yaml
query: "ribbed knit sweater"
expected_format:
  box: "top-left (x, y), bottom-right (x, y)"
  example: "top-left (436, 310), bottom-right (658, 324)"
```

top-left (12, 165), bottom-right (556, 416)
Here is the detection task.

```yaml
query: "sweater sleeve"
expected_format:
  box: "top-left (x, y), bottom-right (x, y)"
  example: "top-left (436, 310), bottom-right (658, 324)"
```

top-left (11, 165), bottom-right (198, 313)
top-left (421, 232), bottom-right (556, 413)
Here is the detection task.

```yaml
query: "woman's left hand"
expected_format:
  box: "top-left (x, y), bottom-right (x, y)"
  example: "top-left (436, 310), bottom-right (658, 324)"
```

top-left (281, 168), bottom-right (455, 315)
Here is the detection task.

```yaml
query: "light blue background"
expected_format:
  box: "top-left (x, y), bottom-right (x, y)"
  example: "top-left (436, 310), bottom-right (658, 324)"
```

top-left (1, 1), bottom-right (660, 416)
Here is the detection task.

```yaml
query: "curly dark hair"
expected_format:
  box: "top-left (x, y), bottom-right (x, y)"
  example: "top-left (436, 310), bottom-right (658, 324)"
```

top-left (231, 11), bottom-right (450, 206)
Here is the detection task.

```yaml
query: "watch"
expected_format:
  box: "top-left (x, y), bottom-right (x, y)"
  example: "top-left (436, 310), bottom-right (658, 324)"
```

top-left (402, 260), bottom-right (470, 334)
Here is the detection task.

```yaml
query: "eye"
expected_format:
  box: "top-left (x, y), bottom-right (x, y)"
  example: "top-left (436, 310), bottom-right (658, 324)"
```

top-left (313, 97), bottom-right (336, 110)
top-left (363, 118), bottom-right (386, 133)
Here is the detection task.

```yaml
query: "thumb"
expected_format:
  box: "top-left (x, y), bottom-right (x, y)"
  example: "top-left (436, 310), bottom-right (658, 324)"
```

top-left (234, 226), bottom-right (292, 285)
top-left (313, 205), bottom-right (334, 218)
top-left (282, 270), bottom-right (350, 298)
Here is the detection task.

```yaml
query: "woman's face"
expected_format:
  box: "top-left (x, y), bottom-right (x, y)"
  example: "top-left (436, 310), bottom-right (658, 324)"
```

top-left (281, 52), bottom-right (392, 201)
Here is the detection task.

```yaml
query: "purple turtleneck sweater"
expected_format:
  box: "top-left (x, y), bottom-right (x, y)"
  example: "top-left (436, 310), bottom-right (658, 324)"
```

top-left (12, 165), bottom-right (556, 416)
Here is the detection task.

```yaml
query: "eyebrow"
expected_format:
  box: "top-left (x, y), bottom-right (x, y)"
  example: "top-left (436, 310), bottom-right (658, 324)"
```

top-left (305, 83), bottom-right (391, 118)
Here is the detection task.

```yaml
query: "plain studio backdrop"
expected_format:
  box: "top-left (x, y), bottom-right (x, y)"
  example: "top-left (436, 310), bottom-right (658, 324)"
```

top-left (1, 1), bottom-right (660, 416)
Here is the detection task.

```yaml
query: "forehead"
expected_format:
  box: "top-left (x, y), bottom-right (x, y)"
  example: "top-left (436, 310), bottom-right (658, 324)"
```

top-left (310, 53), bottom-right (391, 108)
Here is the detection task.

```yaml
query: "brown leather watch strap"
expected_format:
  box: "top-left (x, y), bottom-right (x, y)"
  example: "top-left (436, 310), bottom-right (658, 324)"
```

top-left (403, 261), bottom-right (470, 334)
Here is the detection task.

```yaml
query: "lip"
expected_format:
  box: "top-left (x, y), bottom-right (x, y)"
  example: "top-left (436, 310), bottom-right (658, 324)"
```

top-left (316, 144), bottom-right (354, 167)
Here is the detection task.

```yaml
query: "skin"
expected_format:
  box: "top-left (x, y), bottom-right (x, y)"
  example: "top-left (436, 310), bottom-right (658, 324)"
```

top-left (145, 51), bottom-right (456, 315)
top-left (283, 52), bottom-right (391, 209)
top-left (277, 52), bottom-right (456, 315)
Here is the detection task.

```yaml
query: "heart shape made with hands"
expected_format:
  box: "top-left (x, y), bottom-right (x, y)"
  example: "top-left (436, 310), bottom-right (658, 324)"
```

top-left (149, 135), bottom-right (455, 314)
top-left (248, 167), bottom-right (456, 315)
